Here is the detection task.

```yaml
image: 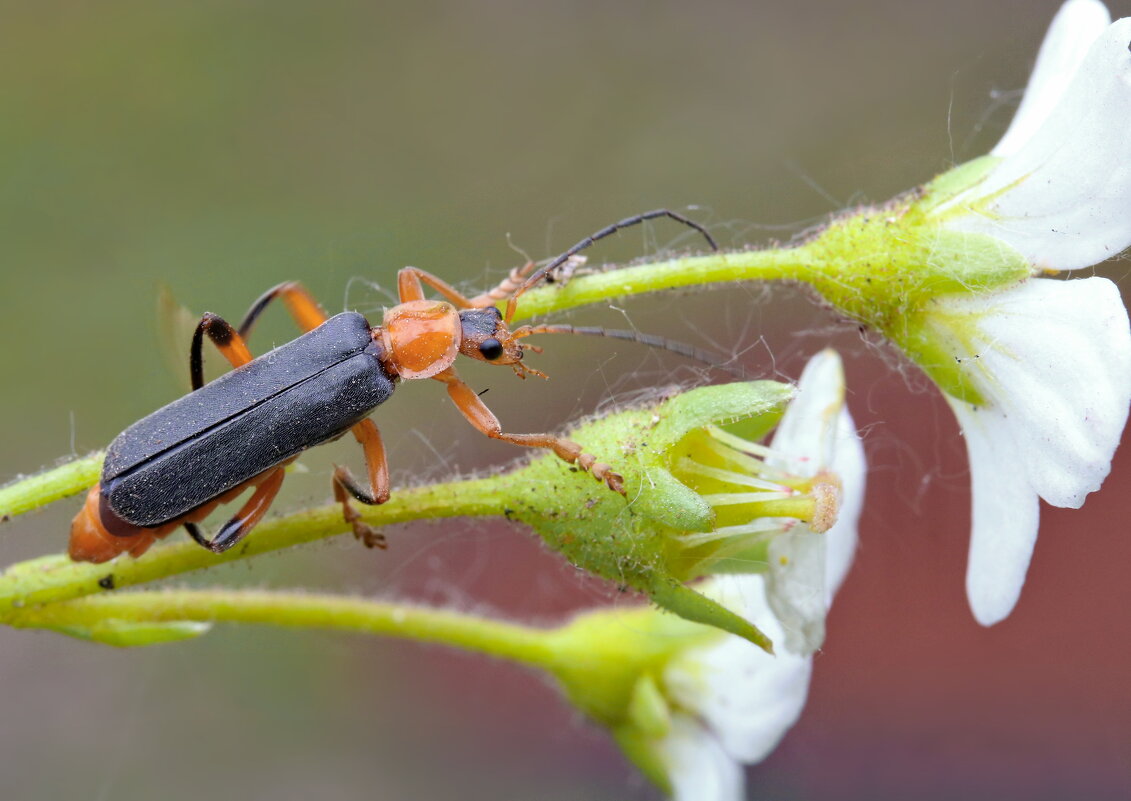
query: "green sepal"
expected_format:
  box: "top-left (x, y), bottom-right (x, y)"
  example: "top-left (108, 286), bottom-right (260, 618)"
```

top-left (627, 673), bottom-right (672, 739)
top-left (631, 466), bottom-right (713, 533)
top-left (650, 381), bottom-right (791, 450)
top-left (648, 577), bottom-right (773, 653)
top-left (613, 725), bottom-right (674, 795)
top-left (45, 619), bottom-right (213, 647)
top-left (917, 154), bottom-right (998, 212)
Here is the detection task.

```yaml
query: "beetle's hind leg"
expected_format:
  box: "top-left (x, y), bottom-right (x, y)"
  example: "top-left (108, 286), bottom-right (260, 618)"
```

top-left (183, 468), bottom-right (287, 554)
top-left (190, 313), bottom-right (254, 390)
top-left (332, 418), bottom-right (391, 549)
top-left (238, 281), bottom-right (329, 339)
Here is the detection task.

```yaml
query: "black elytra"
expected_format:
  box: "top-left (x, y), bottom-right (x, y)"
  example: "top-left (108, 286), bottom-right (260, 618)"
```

top-left (100, 312), bottom-right (396, 528)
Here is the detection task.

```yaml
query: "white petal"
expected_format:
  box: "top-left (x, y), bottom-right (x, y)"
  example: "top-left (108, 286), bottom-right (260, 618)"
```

top-left (947, 399), bottom-right (1041, 625)
top-left (992, 0), bottom-right (1111, 157)
top-left (825, 405), bottom-right (866, 598)
top-left (657, 715), bottom-right (744, 801)
top-left (763, 350), bottom-right (866, 651)
top-left (943, 277), bottom-right (1131, 508)
top-left (770, 349), bottom-right (846, 473)
top-left (666, 576), bottom-right (814, 761)
top-left (930, 277), bottom-right (1131, 624)
top-left (765, 527), bottom-right (827, 654)
top-left (947, 18), bottom-right (1131, 270)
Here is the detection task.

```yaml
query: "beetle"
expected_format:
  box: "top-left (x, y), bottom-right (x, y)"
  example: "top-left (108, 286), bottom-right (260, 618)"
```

top-left (68, 210), bottom-right (718, 563)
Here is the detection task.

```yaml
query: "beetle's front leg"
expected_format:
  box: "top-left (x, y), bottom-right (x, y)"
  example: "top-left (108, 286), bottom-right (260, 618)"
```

top-left (332, 418), bottom-right (391, 548)
top-left (397, 267), bottom-right (487, 308)
top-left (433, 368), bottom-right (626, 495)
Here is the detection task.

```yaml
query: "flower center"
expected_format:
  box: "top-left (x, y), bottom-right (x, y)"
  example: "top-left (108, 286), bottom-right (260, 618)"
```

top-left (667, 425), bottom-right (842, 574)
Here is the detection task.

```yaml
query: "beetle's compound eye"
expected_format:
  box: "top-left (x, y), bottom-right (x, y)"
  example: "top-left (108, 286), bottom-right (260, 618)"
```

top-left (479, 338), bottom-right (504, 360)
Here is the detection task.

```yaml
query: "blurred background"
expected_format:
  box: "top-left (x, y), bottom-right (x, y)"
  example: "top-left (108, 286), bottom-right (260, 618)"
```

top-left (2, 1), bottom-right (1130, 799)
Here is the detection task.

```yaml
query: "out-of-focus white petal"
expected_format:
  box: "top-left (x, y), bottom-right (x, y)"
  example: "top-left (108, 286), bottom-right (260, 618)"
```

top-left (665, 576), bottom-right (813, 762)
top-left (945, 17), bottom-right (1131, 270)
top-left (993, 0), bottom-right (1111, 157)
top-left (928, 276), bottom-right (1131, 622)
top-left (765, 529), bottom-right (826, 653)
top-left (947, 400), bottom-right (1041, 625)
top-left (770, 348), bottom-right (846, 470)
top-left (825, 406), bottom-right (866, 597)
top-left (657, 715), bottom-right (743, 801)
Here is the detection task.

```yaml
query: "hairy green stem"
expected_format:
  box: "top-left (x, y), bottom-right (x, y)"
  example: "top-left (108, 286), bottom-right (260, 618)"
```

top-left (0, 452), bottom-right (103, 521)
top-left (6, 588), bottom-right (562, 669)
top-left (0, 477), bottom-right (507, 617)
top-left (508, 246), bottom-right (816, 322)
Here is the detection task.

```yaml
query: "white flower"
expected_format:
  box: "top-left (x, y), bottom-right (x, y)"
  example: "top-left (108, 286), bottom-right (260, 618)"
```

top-left (924, 277), bottom-right (1131, 624)
top-left (545, 353), bottom-right (862, 799)
top-left (940, 0), bottom-right (1131, 271)
top-left (659, 578), bottom-right (810, 801)
top-left (921, 0), bottom-right (1131, 624)
top-left (646, 350), bottom-right (864, 799)
top-left (670, 350), bottom-right (865, 654)
top-left (762, 349), bottom-right (865, 653)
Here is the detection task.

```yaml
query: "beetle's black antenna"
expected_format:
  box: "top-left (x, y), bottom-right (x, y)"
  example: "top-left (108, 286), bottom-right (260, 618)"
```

top-left (513, 323), bottom-right (742, 377)
top-left (505, 209), bottom-right (718, 323)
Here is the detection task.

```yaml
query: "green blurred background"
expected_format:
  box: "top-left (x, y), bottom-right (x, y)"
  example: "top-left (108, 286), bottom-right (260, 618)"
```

top-left (2, 1), bottom-right (1130, 799)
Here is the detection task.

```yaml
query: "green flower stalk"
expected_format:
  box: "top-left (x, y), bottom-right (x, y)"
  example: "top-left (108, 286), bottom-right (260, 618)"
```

top-left (0, 573), bottom-right (826, 801)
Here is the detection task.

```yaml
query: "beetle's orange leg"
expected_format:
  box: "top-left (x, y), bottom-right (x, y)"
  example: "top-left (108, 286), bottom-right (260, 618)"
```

top-left (397, 267), bottom-right (484, 308)
top-left (433, 368), bottom-right (625, 495)
top-left (468, 256), bottom-right (591, 308)
top-left (468, 260), bottom-right (538, 307)
top-left (183, 467), bottom-right (286, 554)
top-left (190, 313), bottom-right (254, 390)
top-left (332, 418), bottom-right (391, 548)
top-left (238, 281), bottom-right (329, 339)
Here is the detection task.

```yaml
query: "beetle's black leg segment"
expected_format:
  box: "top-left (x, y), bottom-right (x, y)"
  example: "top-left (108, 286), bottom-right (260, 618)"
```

top-left (183, 468), bottom-right (286, 553)
top-left (238, 281), bottom-right (329, 340)
top-left (190, 313), bottom-right (254, 391)
top-left (505, 209), bottom-right (718, 323)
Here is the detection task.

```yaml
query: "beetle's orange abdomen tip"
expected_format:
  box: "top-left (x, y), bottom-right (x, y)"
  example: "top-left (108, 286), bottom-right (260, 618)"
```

top-left (68, 486), bottom-right (156, 564)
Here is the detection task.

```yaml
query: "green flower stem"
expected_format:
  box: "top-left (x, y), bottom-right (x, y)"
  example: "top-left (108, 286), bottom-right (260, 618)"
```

top-left (0, 452), bottom-right (103, 521)
top-left (5, 588), bottom-right (563, 669)
top-left (508, 247), bottom-right (817, 322)
top-left (0, 477), bottom-right (507, 617)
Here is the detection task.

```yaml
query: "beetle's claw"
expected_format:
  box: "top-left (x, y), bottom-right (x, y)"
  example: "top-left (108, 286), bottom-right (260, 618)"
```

top-left (352, 520), bottom-right (388, 549)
